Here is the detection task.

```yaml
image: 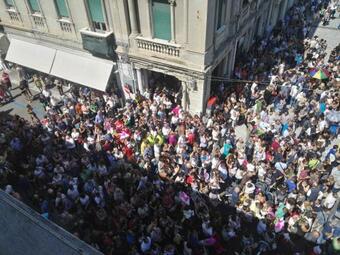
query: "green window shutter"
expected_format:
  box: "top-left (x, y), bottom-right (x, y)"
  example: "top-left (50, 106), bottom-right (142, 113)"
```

top-left (55, 0), bottom-right (69, 17)
top-left (87, 0), bottom-right (104, 23)
top-left (5, 0), bottom-right (14, 7)
top-left (28, 0), bottom-right (40, 12)
top-left (152, 0), bottom-right (171, 41)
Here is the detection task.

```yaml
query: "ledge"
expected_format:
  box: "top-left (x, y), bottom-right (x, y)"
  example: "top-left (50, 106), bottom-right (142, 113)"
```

top-left (79, 27), bottom-right (113, 38)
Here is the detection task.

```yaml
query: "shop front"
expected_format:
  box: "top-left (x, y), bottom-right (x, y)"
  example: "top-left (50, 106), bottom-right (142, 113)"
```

top-left (5, 37), bottom-right (118, 93)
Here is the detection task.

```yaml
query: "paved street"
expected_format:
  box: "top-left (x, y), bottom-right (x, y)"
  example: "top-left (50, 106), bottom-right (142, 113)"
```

top-left (0, 68), bottom-right (66, 121)
top-left (0, 80), bottom-right (45, 121)
top-left (312, 12), bottom-right (340, 56)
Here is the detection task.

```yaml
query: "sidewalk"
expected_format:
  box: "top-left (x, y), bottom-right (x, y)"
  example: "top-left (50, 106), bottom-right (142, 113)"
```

top-left (0, 68), bottom-right (67, 120)
top-left (3, 67), bottom-right (64, 99)
top-left (312, 11), bottom-right (340, 57)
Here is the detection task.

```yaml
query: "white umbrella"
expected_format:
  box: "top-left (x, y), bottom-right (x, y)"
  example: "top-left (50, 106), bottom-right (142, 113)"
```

top-left (275, 162), bottom-right (287, 172)
top-left (326, 111), bottom-right (340, 123)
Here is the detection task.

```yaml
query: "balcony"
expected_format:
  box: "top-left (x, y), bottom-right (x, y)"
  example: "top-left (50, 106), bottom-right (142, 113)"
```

top-left (80, 28), bottom-right (115, 58)
top-left (57, 18), bottom-right (72, 33)
top-left (32, 13), bottom-right (45, 29)
top-left (7, 8), bottom-right (21, 23)
top-left (135, 37), bottom-right (180, 57)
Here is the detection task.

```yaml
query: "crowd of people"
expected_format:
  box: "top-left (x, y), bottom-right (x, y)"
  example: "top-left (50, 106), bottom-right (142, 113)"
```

top-left (0, 0), bottom-right (340, 255)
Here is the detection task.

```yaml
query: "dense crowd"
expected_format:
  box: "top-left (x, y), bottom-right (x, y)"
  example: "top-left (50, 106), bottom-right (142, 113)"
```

top-left (1, 0), bottom-right (340, 255)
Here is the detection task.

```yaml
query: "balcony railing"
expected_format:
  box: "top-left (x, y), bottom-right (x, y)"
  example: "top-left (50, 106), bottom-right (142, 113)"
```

top-left (32, 13), bottom-right (44, 28)
top-left (58, 18), bottom-right (72, 32)
top-left (135, 37), bottom-right (180, 57)
top-left (7, 8), bottom-right (21, 22)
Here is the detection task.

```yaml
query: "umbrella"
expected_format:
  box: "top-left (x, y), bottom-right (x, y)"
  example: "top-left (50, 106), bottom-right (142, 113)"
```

top-left (326, 111), bottom-right (340, 123)
top-left (309, 68), bottom-right (330, 80)
top-left (207, 96), bottom-right (217, 107)
top-left (275, 162), bottom-right (287, 172)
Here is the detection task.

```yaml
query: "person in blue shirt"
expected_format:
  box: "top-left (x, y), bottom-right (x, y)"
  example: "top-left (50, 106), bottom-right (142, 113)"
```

top-left (10, 137), bottom-right (22, 151)
top-left (94, 110), bottom-right (104, 125)
top-left (286, 176), bottom-right (297, 193)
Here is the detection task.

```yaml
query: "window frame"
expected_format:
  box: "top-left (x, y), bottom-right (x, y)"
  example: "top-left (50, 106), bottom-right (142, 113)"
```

top-left (4, 0), bottom-right (15, 8)
top-left (216, 0), bottom-right (227, 31)
top-left (54, 0), bottom-right (69, 18)
top-left (151, 0), bottom-right (172, 41)
top-left (242, 0), bottom-right (249, 9)
top-left (27, 0), bottom-right (41, 14)
top-left (86, 0), bottom-right (108, 33)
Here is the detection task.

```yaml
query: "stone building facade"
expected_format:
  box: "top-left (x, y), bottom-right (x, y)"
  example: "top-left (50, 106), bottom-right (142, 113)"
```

top-left (0, 0), bottom-right (294, 113)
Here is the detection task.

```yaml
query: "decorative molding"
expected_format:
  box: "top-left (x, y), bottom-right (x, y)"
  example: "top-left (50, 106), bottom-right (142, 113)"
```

top-left (168, 0), bottom-right (176, 6)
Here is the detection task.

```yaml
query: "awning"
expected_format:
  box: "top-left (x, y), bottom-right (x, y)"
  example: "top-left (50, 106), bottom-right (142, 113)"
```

top-left (5, 39), bottom-right (56, 73)
top-left (50, 50), bottom-right (114, 91)
top-left (0, 33), bottom-right (10, 54)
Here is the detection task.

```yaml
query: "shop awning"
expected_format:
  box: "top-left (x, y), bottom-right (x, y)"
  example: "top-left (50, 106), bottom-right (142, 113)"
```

top-left (5, 39), bottom-right (56, 73)
top-left (50, 50), bottom-right (114, 91)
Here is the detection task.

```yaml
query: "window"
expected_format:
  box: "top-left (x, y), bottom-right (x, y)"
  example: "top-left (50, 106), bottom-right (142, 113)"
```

top-left (216, 0), bottom-right (226, 30)
top-left (55, 0), bottom-right (69, 18)
top-left (152, 0), bottom-right (171, 41)
top-left (4, 0), bottom-right (14, 8)
top-left (242, 0), bottom-right (249, 8)
top-left (28, 0), bottom-right (40, 13)
top-left (87, 0), bottom-right (107, 32)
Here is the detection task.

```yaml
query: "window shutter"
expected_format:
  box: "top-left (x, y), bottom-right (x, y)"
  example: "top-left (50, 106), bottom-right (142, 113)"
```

top-left (28, 0), bottom-right (40, 12)
top-left (87, 0), bottom-right (105, 23)
top-left (152, 0), bottom-right (171, 41)
top-left (55, 0), bottom-right (69, 17)
top-left (5, 0), bottom-right (14, 7)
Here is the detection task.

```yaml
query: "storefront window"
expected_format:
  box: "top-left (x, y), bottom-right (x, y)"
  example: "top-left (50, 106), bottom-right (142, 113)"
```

top-left (152, 0), bottom-right (171, 41)
top-left (55, 0), bottom-right (69, 18)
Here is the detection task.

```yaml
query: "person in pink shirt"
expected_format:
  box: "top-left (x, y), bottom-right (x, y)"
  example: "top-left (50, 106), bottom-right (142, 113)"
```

top-left (168, 131), bottom-right (177, 146)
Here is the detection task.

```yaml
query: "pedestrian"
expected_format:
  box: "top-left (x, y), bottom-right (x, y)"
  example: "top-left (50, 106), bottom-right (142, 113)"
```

top-left (33, 74), bottom-right (43, 92)
top-left (1, 72), bottom-right (12, 90)
top-left (55, 79), bottom-right (63, 95)
top-left (19, 79), bottom-right (33, 99)
top-left (26, 103), bottom-right (40, 123)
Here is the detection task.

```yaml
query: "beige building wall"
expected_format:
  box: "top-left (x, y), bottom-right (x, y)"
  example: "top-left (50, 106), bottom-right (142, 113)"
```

top-left (0, 0), bottom-right (293, 114)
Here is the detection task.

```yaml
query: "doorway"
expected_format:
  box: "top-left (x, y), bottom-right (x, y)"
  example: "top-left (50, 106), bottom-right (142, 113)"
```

top-left (147, 70), bottom-right (181, 103)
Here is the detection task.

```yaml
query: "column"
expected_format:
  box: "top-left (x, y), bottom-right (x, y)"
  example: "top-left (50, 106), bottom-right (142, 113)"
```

top-left (184, 0), bottom-right (188, 43)
top-left (136, 68), bottom-right (144, 94)
top-left (169, 0), bottom-right (176, 43)
top-left (143, 70), bottom-right (149, 90)
top-left (128, 0), bottom-right (138, 35)
top-left (181, 80), bottom-right (188, 111)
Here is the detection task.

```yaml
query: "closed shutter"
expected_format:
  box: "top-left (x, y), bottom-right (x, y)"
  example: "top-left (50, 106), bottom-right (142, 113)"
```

top-left (152, 0), bottom-right (171, 41)
top-left (55, 0), bottom-right (69, 17)
top-left (87, 0), bottom-right (104, 23)
top-left (28, 0), bottom-right (40, 12)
